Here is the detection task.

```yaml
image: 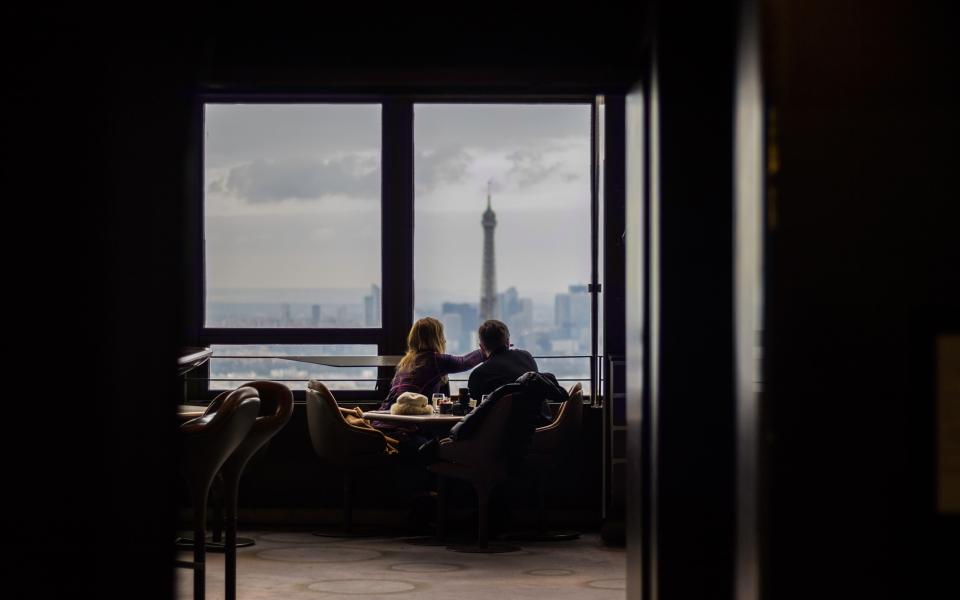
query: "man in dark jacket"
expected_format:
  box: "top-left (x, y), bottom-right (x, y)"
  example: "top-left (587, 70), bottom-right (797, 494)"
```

top-left (449, 371), bottom-right (568, 453)
top-left (468, 320), bottom-right (539, 400)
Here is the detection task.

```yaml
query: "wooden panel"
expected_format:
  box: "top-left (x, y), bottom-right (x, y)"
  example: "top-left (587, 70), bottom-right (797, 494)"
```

top-left (939, 335), bottom-right (960, 514)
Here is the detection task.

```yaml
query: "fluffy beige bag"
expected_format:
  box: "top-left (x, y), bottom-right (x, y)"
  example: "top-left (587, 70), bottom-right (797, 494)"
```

top-left (390, 392), bottom-right (434, 415)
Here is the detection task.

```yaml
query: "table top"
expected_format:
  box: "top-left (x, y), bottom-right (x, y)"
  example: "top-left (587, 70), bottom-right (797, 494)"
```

top-left (278, 355), bottom-right (403, 367)
top-left (361, 410), bottom-right (464, 424)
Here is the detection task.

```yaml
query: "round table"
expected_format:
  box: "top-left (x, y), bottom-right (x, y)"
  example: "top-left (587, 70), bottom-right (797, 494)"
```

top-left (361, 410), bottom-right (465, 434)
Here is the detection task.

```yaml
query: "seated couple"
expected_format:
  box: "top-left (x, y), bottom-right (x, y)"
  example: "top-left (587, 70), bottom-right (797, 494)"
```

top-left (372, 317), bottom-right (542, 451)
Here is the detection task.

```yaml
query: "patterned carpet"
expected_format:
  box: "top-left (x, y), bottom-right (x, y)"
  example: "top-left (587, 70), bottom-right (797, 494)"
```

top-left (175, 530), bottom-right (625, 599)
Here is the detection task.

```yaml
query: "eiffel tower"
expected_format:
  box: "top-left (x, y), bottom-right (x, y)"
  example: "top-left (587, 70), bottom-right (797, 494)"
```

top-left (479, 180), bottom-right (498, 321)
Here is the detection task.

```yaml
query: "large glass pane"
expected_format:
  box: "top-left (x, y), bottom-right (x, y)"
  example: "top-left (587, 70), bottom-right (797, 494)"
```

top-left (414, 104), bottom-right (592, 392)
top-left (204, 104), bottom-right (381, 328)
top-left (207, 344), bottom-right (379, 391)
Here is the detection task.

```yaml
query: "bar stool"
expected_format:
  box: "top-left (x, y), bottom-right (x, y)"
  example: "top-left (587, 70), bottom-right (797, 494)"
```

top-left (176, 386), bottom-right (260, 600)
top-left (177, 381), bottom-right (294, 600)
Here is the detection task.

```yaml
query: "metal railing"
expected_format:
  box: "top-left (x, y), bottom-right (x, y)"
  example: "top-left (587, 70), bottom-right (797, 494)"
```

top-left (188, 353), bottom-right (605, 401)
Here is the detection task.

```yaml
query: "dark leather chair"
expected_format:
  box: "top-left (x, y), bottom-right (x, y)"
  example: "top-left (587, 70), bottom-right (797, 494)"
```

top-left (305, 379), bottom-right (396, 536)
top-left (176, 386), bottom-right (260, 600)
top-left (178, 381), bottom-right (294, 600)
top-left (429, 394), bottom-right (519, 552)
top-left (521, 382), bottom-right (584, 540)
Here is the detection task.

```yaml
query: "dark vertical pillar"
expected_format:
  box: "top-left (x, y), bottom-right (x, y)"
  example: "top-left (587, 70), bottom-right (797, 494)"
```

top-left (650, 1), bottom-right (739, 598)
top-left (761, 2), bottom-right (960, 598)
top-left (602, 94), bottom-right (629, 543)
top-left (604, 95), bottom-right (628, 366)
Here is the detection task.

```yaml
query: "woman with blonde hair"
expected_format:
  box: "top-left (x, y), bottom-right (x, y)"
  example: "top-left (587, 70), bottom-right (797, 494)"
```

top-left (381, 317), bottom-right (483, 413)
top-left (371, 317), bottom-right (483, 443)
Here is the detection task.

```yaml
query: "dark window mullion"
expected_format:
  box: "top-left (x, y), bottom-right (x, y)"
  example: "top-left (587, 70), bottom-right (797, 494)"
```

top-left (190, 99), bottom-right (207, 343)
top-left (379, 99), bottom-right (415, 389)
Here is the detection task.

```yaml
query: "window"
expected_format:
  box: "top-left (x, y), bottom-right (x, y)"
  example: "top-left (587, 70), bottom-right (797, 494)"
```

top-left (414, 104), bottom-right (594, 393)
top-left (204, 104), bottom-right (382, 328)
top-left (193, 98), bottom-right (599, 399)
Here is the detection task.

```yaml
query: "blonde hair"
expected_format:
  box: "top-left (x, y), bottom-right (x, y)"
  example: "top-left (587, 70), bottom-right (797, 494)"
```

top-left (395, 317), bottom-right (446, 374)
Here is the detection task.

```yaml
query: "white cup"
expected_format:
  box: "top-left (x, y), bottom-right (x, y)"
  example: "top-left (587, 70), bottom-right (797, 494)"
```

top-left (431, 393), bottom-right (444, 413)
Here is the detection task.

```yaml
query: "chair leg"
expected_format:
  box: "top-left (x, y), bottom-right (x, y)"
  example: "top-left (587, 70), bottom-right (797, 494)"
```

top-left (537, 471), bottom-right (546, 533)
top-left (211, 474), bottom-right (224, 544)
top-left (445, 481), bottom-right (520, 554)
top-left (224, 474), bottom-right (240, 600)
top-left (343, 470), bottom-right (353, 534)
top-left (437, 475), bottom-right (447, 542)
top-left (190, 483), bottom-right (209, 600)
top-left (476, 483), bottom-right (492, 549)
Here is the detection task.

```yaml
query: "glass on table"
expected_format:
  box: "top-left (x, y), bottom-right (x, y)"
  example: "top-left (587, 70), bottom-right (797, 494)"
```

top-left (431, 393), bottom-right (445, 414)
top-left (470, 394), bottom-right (488, 409)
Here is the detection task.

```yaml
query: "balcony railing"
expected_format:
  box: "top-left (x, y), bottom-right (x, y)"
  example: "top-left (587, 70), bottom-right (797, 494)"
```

top-left (186, 353), bottom-right (605, 400)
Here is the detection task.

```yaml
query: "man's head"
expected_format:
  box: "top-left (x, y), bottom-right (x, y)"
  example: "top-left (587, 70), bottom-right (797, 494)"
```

top-left (478, 319), bottom-right (510, 357)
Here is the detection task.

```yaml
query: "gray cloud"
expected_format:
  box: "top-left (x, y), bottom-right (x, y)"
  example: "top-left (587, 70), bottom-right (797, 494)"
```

top-left (205, 104), bottom-right (381, 168)
top-left (210, 146), bottom-right (477, 203)
top-left (415, 146), bottom-right (473, 193)
top-left (215, 155), bottom-right (380, 203)
top-left (505, 149), bottom-right (564, 188)
top-left (207, 178), bottom-right (227, 195)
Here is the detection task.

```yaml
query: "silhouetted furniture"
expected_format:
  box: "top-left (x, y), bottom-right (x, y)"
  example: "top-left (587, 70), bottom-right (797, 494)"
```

top-left (178, 347), bottom-right (212, 376)
top-left (514, 382), bottom-right (584, 541)
top-left (176, 386), bottom-right (260, 600)
top-left (305, 379), bottom-right (397, 536)
top-left (177, 381), bottom-right (294, 600)
top-left (429, 394), bottom-right (520, 553)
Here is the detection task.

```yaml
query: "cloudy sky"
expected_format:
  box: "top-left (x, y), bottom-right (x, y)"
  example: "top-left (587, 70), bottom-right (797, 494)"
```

top-left (205, 103), bottom-right (592, 307)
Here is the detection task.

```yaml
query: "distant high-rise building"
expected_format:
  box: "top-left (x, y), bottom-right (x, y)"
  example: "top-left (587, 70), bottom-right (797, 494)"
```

top-left (281, 303), bottom-right (292, 325)
top-left (480, 181), bottom-right (498, 321)
top-left (441, 312), bottom-right (464, 352)
top-left (555, 284), bottom-right (590, 343)
top-left (311, 304), bottom-right (321, 326)
top-left (364, 284), bottom-right (381, 327)
top-left (442, 302), bottom-right (479, 352)
top-left (497, 286), bottom-right (534, 333)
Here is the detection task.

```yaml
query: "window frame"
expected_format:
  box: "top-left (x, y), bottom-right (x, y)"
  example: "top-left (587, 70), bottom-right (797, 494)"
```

top-left (187, 93), bottom-right (601, 403)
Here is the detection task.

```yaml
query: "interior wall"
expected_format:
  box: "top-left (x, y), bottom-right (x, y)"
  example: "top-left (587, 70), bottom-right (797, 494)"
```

top-left (761, 1), bottom-right (959, 598)
top-left (9, 6), bottom-right (648, 599)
